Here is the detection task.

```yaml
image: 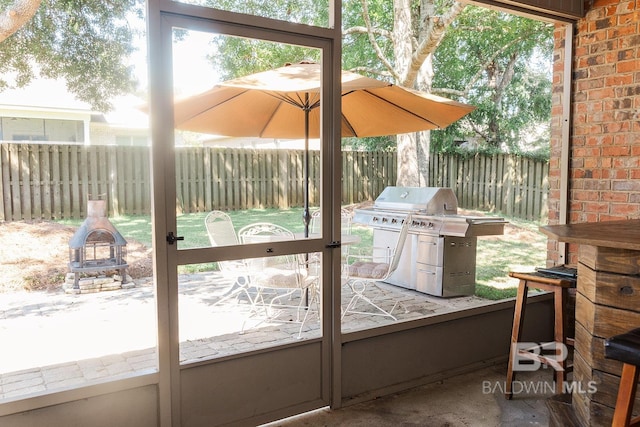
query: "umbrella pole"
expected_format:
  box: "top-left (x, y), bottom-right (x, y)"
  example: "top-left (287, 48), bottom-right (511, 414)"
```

top-left (302, 94), bottom-right (311, 238)
top-left (302, 96), bottom-right (311, 309)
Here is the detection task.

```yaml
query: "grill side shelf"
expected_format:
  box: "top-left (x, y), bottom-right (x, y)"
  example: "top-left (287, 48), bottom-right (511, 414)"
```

top-left (412, 215), bottom-right (507, 237)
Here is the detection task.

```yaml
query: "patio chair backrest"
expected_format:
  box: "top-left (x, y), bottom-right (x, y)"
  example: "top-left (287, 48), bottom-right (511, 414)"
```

top-left (238, 222), bottom-right (293, 244)
top-left (387, 215), bottom-right (411, 277)
top-left (309, 208), bottom-right (353, 235)
top-left (205, 211), bottom-right (239, 247)
top-left (310, 210), bottom-right (322, 235)
top-left (205, 211), bottom-right (241, 274)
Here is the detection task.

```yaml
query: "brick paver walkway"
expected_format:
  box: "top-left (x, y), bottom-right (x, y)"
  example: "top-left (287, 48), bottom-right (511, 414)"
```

top-left (0, 273), bottom-right (494, 400)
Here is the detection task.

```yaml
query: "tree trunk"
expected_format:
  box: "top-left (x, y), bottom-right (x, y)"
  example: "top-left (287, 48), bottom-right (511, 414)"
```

top-left (397, 133), bottom-right (419, 186)
top-left (416, 55), bottom-right (434, 186)
top-left (397, 36), bottom-right (436, 187)
top-left (394, 0), bottom-right (417, 186)
top-left (392, 0), bottom-right (465, 187)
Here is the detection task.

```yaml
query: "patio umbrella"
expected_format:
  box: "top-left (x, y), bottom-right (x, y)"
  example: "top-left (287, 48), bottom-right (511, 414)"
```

top-left (172, 61), bottom-right (475, 236)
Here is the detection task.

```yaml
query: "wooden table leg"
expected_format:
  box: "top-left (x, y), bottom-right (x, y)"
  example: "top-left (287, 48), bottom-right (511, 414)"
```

top-left (506, 279), bottom-right (528, 399)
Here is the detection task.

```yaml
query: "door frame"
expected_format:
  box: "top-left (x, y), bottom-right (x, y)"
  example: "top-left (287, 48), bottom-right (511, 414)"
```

top-left (146, 1), bottom-right (343, 426)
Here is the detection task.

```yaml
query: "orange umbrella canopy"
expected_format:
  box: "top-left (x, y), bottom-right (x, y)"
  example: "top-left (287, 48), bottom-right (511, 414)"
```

top-left (172, 62), bottom-right (475, 138)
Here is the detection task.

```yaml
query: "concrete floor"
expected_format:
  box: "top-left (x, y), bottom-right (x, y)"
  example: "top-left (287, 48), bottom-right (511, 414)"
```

top-left (265, 363), bottom-right (554, 427)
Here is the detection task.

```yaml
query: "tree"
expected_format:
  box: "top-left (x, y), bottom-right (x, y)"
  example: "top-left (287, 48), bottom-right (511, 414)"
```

top-left (195, 1), bottom-right (553, 183)
top-left (0, 0), bottom-right (144, 112)
top-left (344, 0), bottom-right (467, 185)
top-left (344, 1), bottom-right (553, 179)
top-left (431, 8), bottom-right (553, 153)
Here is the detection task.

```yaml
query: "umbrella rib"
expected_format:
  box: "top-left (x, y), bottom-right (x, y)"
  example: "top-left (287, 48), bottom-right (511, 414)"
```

top-left (178, 89), bottom-right (250, 126)
top-left (258, 92), bottom-right (320, 137)
top-left (356, 89), bottom-right (443, 129)
top-left (258, 101), bottom-right (285, 138)
top-left (267, 91), bottom-right (320, 110)
top-left (341, 112), bottom-right (359, 137)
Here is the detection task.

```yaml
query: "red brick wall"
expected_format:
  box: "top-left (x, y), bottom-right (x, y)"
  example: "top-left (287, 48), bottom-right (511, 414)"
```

top-left (548, 0), bottom-right (640, 265)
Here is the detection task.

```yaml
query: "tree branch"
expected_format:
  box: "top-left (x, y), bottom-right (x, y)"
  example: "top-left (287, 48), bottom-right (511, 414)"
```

top-left (431, 87), bottom-right (466, 97)
top-left (360, 0), bottom-right (400, 81)
top-left (406, 1), bottom-right (466, 86)
top-left (464, 30), bottom-right (535, 93)
top-left (494, 52), bottom-right (518, 105)
top-left (343, 25), bottom-right (391, 39)
top-left (0, 0), bottom-right (42, 43)
top-left (348, 66), bottom-right (393, 79)
top-left (469, 119), bottom-right (490, 142)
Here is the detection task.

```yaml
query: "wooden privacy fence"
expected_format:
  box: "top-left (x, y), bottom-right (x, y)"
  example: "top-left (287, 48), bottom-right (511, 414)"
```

top-left (0, 144), bottom-right (152, 221)
top-left (0, 143), bottom-right (397, 221)
top-left (429, 152), bottom-right (549, 221)
top-left (0, 143), bottom-right (547, 222)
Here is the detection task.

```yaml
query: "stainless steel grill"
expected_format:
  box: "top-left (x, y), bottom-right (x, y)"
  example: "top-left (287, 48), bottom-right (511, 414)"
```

top-left (353, 186), bottom-right (506, 297)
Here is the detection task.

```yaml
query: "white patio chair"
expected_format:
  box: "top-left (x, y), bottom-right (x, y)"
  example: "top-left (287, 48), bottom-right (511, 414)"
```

top-left (306, 208), bottom-right (356, 306)
top-left (309, 208), bottom-right (353, 264)
top-left (310, 208), bottom-right (353, 235)
top-left (238, 222), bottom-right (319, 338)
top-left (204, 210), bottom-right (251, 306)
top-left (341, 215), bottom-right (411, 321)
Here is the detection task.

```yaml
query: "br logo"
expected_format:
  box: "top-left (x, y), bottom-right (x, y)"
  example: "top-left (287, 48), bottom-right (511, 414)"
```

top-left (512, 341), bottom-right (569, 371)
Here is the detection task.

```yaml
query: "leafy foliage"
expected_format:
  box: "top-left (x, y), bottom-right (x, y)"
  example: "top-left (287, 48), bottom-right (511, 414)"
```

top-left (342, 135), bottom-right (396, 151)
top-left (0, 0), bottom-right (552, 154)
top-left (0, 0), bottom-right (144, 112)
top-left (432, 8), bottom-right (553, 153)
top-left (203, 0), bottom-right (330, 28)
top-left (341, 2), bottom-right (553, 156)
top-left (342, 0), bottom-right (394, 77)
top-left (202, 0), bottom-right (328, 80)
top-left (209, 37), bottom-right (320, 81)
top-left (202, 0), bottom-right (399, 152)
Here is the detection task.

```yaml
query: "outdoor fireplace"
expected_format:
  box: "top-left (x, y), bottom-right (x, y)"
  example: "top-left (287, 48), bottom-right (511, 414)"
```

top-left (68, 199), bottom-right (128, 290)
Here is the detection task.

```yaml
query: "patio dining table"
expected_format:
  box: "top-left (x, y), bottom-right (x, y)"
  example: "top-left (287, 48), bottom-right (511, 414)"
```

top-left (240, 229), bottom-right (361, 246)
top-left (293, 232), bottom-right (361, 246)
top-left (242, 227), bottom-right (361, 307)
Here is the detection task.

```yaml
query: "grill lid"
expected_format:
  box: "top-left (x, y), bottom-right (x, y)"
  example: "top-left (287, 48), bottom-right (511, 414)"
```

top-left (374, 186), bottom-right (458, 215)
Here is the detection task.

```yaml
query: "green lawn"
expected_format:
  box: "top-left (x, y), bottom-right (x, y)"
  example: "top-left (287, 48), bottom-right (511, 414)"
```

top-left (474, 215), bottom-right (548, 299)
top-left (58, 208), bottom-right (547, 300)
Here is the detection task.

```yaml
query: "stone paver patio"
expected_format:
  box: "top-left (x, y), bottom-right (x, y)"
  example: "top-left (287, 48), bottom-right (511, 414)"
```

top-left (0, 272), bottom-right (498, 401)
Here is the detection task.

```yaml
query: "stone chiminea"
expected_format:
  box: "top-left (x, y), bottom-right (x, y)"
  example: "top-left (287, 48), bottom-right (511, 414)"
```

top-left (67, 199), bottom-right (130, 293)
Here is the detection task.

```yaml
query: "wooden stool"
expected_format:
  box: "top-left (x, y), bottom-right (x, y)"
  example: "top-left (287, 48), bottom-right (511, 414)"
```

top-left (505, 271), bottom-right (576, 399)
top-left (605, 328), bottom-right (640, 427)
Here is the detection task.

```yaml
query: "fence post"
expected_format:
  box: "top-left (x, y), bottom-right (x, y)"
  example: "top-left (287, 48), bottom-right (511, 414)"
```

top-left (278, 149), bottom-right (289, 209)
top-left (508, 154), bottom-right (516, 216)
